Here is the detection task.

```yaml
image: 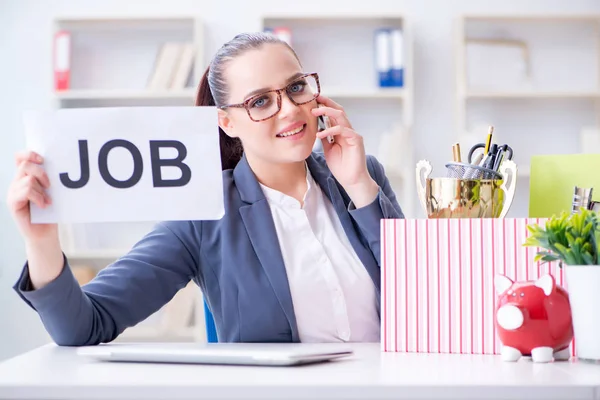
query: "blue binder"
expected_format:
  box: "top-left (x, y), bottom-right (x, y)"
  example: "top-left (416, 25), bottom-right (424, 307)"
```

top-left (374, 28), bottom-right (404, 88)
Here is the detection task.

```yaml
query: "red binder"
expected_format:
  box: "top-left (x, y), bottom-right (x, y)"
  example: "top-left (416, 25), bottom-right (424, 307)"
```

top-left (53, 30), bottom-right (70, 91)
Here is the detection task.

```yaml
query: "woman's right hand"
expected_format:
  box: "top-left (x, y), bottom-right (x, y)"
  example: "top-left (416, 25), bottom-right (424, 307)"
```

top-left (6, 150), bottom-right (59, 242)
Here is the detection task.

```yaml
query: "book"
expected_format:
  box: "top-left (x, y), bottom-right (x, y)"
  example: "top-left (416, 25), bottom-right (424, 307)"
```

top-left (170, 43), bottom-right (196, 89)
top-left (147, 42), bottom-right (184, 90)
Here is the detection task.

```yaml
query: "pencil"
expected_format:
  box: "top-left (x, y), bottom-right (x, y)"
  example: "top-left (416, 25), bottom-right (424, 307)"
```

top-left (484, 126), bottom-right (494, 154)
top-left (452, 143), bottom-right (462, 162)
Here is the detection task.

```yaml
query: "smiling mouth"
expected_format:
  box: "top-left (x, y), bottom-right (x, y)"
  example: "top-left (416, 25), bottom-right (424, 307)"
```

top-left (277, 124), bottom-right (306, 138)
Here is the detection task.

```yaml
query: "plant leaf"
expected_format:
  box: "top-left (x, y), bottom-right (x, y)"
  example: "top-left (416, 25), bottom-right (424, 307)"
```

top-left (524, 209), bottom-right (600, 265)
top-left (582, 252), bottom-right (595, 265)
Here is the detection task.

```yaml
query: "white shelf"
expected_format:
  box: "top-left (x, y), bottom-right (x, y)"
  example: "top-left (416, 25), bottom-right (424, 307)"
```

top-left (52, 15), bottom-right (204, 101)
top-left (455, 14), bottom-right (600, 218)
top-left (323, 87), bottom-right (405, 99)
top-left (262, 13), bottom-right (407, 19)
top-left (65, 249), bottom-right (126, 260)
top-left (56, 15), bottom-right (198, 28)
top-left (261, 13), bottom-right (407, 24)
top-left (459, 14), bottom-right (600, 22)
top-left (55, 89), bottom-right (196, 101)
top-left (55, 88), bottom-right (404, 101)
top-left (464, 90), bottom-right (600, 99)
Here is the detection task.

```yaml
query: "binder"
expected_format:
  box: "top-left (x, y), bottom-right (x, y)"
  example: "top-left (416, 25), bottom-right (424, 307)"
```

top-left (390, 28), bottom-right (404, 87)
top-left (374, 28), bottom-right (392, 87)
top-left (273, 27), bottom-right (292, 46)
top-left (53, 30), bottom-right (70, 91)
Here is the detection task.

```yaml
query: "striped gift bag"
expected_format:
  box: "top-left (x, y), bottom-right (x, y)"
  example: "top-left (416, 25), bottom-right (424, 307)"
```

top-left (380, 218), bottom-right (575, 356)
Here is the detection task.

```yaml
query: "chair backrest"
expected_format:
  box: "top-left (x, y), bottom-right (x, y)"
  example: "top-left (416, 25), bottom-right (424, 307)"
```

top-left (204, 300), bottom-right (218, 343)
top-left (529, 153), bottom-right (600, 217)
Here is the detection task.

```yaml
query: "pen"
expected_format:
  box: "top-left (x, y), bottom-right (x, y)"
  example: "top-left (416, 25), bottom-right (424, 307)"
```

top-left (484, 126), bottom-right (494, 154)
top-left (471, 153), bottom-right (483, 168)
top-left (493, 144), bottom-right (507, 171)
top-left (483, 144), bottom-right (498, 171)
top-left (452, 143), bottom-right (462, 162)
top-left (478, 153), bottom-right (489, 168)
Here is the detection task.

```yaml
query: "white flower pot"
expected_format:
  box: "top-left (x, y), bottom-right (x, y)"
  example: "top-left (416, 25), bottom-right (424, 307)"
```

top-left (564, 265), bottom-right (600, 361)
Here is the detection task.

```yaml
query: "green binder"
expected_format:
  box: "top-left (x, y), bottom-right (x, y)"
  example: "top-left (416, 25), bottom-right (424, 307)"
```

top-left (529, 153), bottom-right (600, 218)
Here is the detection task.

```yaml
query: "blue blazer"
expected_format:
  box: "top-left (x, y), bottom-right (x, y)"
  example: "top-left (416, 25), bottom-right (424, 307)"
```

top-left (14, 152), bottom-right (404, 345)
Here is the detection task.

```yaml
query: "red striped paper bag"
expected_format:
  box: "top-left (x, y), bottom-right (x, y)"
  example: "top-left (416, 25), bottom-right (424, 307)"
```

top-left (380, 218), bottom-right (574, 356)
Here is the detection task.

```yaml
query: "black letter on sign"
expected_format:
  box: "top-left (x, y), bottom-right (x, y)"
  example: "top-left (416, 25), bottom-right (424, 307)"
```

top-left (60, 140), bottom-right (90, 189)
top-left (98, 140), bottom-right (143, 189)
top-left (149, 140), bottom-right (191, 188)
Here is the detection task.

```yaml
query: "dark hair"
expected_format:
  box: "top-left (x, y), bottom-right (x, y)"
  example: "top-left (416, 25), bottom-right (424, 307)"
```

top-left (195, 32), bottom-right (301, 170)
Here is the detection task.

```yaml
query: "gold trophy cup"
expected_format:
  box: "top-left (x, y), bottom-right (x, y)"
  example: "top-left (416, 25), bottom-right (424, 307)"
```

top-left (415, 159), bottom-right (518, 218)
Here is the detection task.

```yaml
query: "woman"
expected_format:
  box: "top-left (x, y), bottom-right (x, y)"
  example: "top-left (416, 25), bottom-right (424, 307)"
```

top-left (7, 32), bottom-right (404, 345)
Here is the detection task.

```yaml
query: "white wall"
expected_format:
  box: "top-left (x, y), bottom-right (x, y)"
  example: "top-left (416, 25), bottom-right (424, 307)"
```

top-left (1, 0), bottom-right (599, 361)
top-left (0, 2), bottom-right (53, 361)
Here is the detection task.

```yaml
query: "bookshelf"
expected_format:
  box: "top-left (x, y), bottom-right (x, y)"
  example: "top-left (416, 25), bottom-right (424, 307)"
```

top-left (54, 89), bottom-right (196, 100)
top-left (261, 14), bottom-right (416, 217)
top-left (51, 15), bottom-right (207, 343)
top-left (53, 16), bottom-right (203, 107)
top-left (454, 14), bottom-right (600, 217)
top-left (49, 13), bottom-right (414, 342)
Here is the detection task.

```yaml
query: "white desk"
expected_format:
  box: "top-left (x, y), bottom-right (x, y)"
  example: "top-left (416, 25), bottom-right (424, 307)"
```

top-left (1, 343), bottom-right (599, 400)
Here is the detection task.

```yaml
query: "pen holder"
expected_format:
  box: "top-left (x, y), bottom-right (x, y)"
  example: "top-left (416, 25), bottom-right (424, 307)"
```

top-left (445, 162), bottom-right (502, 180)
top-left (416, 159), bottom-right (518, 219)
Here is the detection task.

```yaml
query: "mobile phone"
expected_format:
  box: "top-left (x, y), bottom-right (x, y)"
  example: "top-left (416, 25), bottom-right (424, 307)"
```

top-left (317, 106), bottom-right (335, 144)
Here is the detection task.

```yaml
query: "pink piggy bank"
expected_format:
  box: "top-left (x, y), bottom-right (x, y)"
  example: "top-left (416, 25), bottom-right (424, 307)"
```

top-left (494, 274), bottom-right (573, 363)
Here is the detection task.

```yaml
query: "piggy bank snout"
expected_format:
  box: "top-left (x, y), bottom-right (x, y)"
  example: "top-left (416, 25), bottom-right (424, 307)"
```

top-left (497, 305), bottom-right (524, 330)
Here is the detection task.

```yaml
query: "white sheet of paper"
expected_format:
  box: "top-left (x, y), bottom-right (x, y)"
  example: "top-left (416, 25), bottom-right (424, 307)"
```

top-left (23, 106), bottom-right (224, 224)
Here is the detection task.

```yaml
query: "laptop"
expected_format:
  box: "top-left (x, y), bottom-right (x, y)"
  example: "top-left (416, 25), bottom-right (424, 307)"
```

top-left (77, 342), bottom-right (354, 366)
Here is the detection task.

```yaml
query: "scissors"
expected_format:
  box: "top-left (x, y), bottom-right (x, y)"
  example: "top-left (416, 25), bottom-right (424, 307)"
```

top-left (467, 142), bottom-right (513, 165)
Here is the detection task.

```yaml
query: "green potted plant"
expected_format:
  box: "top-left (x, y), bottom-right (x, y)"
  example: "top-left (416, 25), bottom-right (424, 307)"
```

top-left (524, 208), bottom-right (600, 361)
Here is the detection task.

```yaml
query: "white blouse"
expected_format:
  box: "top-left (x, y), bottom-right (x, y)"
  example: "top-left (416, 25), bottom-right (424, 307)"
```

top-left (259, 164), bottom-right (380, 342)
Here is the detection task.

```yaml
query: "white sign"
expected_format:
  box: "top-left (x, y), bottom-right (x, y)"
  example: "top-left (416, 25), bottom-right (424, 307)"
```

top-left (23, 106), bottom-right (224, 224)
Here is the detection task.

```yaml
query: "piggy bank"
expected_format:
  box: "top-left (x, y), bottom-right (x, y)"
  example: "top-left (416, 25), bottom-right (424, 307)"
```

top-left (494, 274), bottom-right (573, 363)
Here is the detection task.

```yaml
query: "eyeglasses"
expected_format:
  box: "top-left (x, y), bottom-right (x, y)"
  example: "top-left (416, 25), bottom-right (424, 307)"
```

top-left (218, 73), bottom-right (320, 122)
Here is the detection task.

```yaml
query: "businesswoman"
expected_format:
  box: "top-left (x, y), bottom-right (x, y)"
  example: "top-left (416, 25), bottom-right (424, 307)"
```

top-left (7, 32), bottom-right (404, 345)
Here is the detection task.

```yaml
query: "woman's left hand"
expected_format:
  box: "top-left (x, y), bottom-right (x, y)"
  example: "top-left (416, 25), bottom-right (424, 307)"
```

top-left (311, 95), bottom-right (379, 208)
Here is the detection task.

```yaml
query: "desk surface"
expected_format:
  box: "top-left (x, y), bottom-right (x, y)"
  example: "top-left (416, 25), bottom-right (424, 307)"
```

top-left (1, 343), bottom-right (600, 400)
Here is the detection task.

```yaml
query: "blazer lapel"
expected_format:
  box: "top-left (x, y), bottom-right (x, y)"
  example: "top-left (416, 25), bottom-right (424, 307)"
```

top-left (234, 156), bottom-right (300, 342)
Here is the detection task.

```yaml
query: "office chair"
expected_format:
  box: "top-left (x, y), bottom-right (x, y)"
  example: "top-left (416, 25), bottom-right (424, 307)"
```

top-left (204, 300), bottom-right (218, 343)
